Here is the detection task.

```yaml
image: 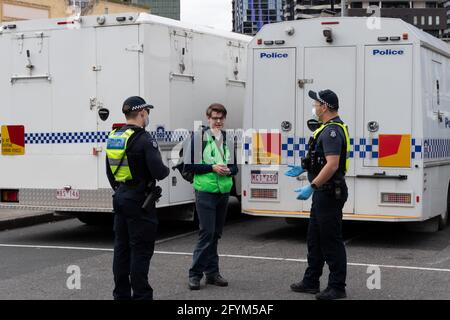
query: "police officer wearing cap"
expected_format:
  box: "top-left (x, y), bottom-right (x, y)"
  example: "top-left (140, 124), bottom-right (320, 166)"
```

top-left (285, 89), bottom-right (350, 300)
top-left (106, 96), bottom-right (169, 300)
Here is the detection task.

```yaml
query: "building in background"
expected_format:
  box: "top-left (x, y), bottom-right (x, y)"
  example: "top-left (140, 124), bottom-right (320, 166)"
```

top-left (233, 0), bottom-right (285, 35)
top-left (444, 0), bottom-right (450, 36)
top-left (283, 0), bottom-right (446, 38)
top-left (131, 0), bottom-right (179, 20)
top-left (0, 0), bottom-right (149, 22)
top-left (283, 0), bottom-right (342, 19)
top-left (347, 1), bottom-right (446, 38)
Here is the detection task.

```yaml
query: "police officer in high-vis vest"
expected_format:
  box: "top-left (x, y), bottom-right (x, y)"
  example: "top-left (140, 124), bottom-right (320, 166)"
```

top-left (184, 103), bottom-right (238, 290)
top-left (285, 89), bottom-right (350, 300)
top-left (106, 96), bottom-right (169, 300)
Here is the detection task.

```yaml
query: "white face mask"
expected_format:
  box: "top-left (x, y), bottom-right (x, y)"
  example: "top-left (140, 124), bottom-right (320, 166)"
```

top-left (312, 107), bottom-right (319, 120)
top-left (312, 105), bottom-right (324, 121)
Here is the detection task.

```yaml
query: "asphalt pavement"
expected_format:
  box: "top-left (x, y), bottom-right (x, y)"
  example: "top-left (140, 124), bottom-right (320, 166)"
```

top-left (0, 201), bottom-right (448, 300)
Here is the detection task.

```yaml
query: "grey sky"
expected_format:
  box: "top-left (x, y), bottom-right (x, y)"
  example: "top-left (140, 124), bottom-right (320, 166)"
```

top-left (180, 0), bottom-right (232, 31)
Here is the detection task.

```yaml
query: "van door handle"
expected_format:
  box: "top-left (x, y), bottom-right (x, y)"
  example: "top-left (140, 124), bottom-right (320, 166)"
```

top-left (281, 121), bottom-right (292, 132)
top-left (367, 121), bottom-right (379, 132)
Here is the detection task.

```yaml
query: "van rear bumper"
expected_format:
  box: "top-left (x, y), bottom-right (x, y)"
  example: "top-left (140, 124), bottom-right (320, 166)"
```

top-left (243, 209), bottom-right (422, 222)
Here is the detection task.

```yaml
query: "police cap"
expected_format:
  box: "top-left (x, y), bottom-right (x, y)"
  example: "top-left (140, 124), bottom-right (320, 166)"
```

top-left (308, 89), bottom-right (339, 110)
top-left (122, 96), bottom-right (154, 114)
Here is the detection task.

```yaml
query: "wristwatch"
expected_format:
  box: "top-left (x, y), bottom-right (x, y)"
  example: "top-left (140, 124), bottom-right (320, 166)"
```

top-left (311, 183), bottom-right (318, 190)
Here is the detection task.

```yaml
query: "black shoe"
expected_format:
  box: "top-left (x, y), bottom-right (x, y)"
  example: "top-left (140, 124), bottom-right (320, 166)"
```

top-left (290, 281), bottom-right (320, 294)
top-left (315, 287), bottom-right (347, 300)
top-left (206, 274), bottom-right (228, 287)
top-left (188, 277), bottom-right (201, 290)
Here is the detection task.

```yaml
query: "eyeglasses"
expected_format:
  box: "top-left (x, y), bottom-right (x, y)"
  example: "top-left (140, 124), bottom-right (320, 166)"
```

top-left (144, 108), bottom-right (150, 114)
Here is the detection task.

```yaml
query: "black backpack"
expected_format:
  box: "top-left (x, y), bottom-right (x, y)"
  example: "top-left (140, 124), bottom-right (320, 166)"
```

top-left (172, 127), bottom-right (231, 184)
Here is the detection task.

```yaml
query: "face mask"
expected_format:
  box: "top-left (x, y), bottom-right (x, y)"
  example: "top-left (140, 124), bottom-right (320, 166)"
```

top-left (312, 105), bottom-right (324, 121)
top-left (312, 107), bottom-right (319, 120)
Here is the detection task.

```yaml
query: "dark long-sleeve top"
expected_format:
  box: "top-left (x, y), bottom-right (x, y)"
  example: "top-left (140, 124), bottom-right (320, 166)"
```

top-left (106, 125), bottom-right (169, 191)
top-left (183, 127), bottom-right (238, 176)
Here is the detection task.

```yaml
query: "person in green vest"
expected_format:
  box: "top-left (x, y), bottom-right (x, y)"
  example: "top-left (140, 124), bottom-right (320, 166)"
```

top-left (184, 103), bottom-right (238, 290)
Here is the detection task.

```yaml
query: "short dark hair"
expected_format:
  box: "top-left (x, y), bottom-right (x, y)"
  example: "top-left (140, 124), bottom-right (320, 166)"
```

top-left (123, 105), bottom-right (139, 120)
top-left (123, 104), bottom-right (148, 120)
top-left (206, 103), bottom-right (227, 118)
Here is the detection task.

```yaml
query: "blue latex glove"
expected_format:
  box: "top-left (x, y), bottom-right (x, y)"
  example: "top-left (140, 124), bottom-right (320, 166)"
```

top-left (294, 185), bottom-right (314, 200)
top-left (284, 165), bottom-right (305, 177)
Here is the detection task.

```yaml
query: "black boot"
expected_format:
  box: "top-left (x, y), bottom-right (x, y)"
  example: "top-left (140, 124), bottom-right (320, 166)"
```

top-left (290, 281), bottom-right (320, 294)
top-left (206, 274), bottom-right (228, 287)
top-left (188, 277), bottom-right (201, 290)
top-left (316, 287), bottom-right (347, 300)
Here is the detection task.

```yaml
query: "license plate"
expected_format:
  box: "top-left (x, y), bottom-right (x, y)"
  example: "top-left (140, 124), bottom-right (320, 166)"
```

top-left (251, 171), bottom-right (278, 184)
top-left (56, 189), bottom-right (80, 200)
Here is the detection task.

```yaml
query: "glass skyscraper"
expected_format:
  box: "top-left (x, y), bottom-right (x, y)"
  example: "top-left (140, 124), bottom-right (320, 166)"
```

top-left (233, 0), bottom-right (285, 35)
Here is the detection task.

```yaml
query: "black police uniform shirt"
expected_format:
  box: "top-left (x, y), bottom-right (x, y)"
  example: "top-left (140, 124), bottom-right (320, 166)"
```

top-left (307, 116), bottom-right (346, 183)
top-left (106, 125), bottom-right (169, 196)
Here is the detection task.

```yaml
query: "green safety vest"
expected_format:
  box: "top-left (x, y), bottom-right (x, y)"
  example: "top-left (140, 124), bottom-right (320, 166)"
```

top-left (312, 121), bottom-right (351, 173)
top-left (193, 132), bottom-right (233, 194)
top-left (106, 128), bottom-right (136, 182)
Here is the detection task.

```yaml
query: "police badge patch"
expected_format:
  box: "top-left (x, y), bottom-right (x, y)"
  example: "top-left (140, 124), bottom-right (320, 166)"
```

top-left (152, 141), bottom-right (159, 148)
top-left (330, 130), bottom-right (337, 138)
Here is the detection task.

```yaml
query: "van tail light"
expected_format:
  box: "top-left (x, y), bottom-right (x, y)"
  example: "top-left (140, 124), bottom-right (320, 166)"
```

top-left (380, 192), bottom-right (412, 205)
top-left (251, 188), bottom-right (277, 199)
top-left (1, 190), bottom-right (19, 203)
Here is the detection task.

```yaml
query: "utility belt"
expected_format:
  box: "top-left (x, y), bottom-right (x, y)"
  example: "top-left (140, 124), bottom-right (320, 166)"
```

top-left (118, 180), bottom-right (143, 189)
top-left (316, 179), bottom-right (347, 200)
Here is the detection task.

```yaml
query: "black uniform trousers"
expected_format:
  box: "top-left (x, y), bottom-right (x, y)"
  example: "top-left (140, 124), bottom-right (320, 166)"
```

top-left (302, 183), bottom-right (348, 292)
top-left (112, 189), bottom-right (157, 300)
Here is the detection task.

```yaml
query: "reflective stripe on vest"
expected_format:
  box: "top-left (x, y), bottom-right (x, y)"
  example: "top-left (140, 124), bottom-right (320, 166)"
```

top-left (193, 132), bottom-right (233, 194)
top-left (312, 121), bottom-right (350, 173)
top-left (106, 128), bottom-right (135, 182)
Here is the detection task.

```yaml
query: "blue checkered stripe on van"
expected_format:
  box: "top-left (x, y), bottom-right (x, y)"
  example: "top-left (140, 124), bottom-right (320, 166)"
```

top-left (423, 139), bottom-right (450, 159)
top-left (20, 130), bottom-right (243, 145)
top-left (149, 130), bottom-right (190, 142)
top-left (25, 132), bottom-right (109, 144)
top-left (24, 131), bottom-right (188, 144)
top-left (242, 136), bottom-right (423, 160)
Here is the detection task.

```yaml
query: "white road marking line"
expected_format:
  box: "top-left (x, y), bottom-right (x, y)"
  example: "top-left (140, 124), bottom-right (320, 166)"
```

top-left (155, 231), bottom-right (198, 245)
top-left (1, 243), bottom-right (450, 273)
top-left (0, 243), bottom-right (113, 252)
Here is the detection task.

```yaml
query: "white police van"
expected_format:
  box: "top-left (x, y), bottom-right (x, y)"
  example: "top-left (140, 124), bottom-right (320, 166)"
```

top-left (0, 13), bottom-right (250, 224)
top-left (241, 17), bottom-right (450, 231)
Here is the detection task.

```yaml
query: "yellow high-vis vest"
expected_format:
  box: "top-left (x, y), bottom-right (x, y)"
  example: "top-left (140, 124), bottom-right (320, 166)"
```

top-left (106, 128), bottom-right (136, 182)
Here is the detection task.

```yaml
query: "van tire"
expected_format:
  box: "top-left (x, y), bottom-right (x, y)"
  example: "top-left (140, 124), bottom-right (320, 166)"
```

top-left (438, 185), bottom-right (450, 231)
top-left (77, 215), bottom-right (113, 226)
top-left (285, 217), bottom-right (309, 229)
top-left (405, 216), bottom-right (440, 233)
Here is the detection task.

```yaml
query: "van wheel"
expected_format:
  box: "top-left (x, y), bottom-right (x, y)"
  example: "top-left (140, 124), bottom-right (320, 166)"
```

top-left (285, 217), bottom-right (309, 229)
top-left (438, 186), bottom-right (450, 231)
top-left (77, 215), bottom-right (113, 226)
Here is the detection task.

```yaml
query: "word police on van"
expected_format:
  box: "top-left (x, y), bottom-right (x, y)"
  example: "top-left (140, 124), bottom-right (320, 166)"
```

top-left (372, 49), bottom-right (404, 56)
top-left (260, 52), bottom-right (289, 59)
